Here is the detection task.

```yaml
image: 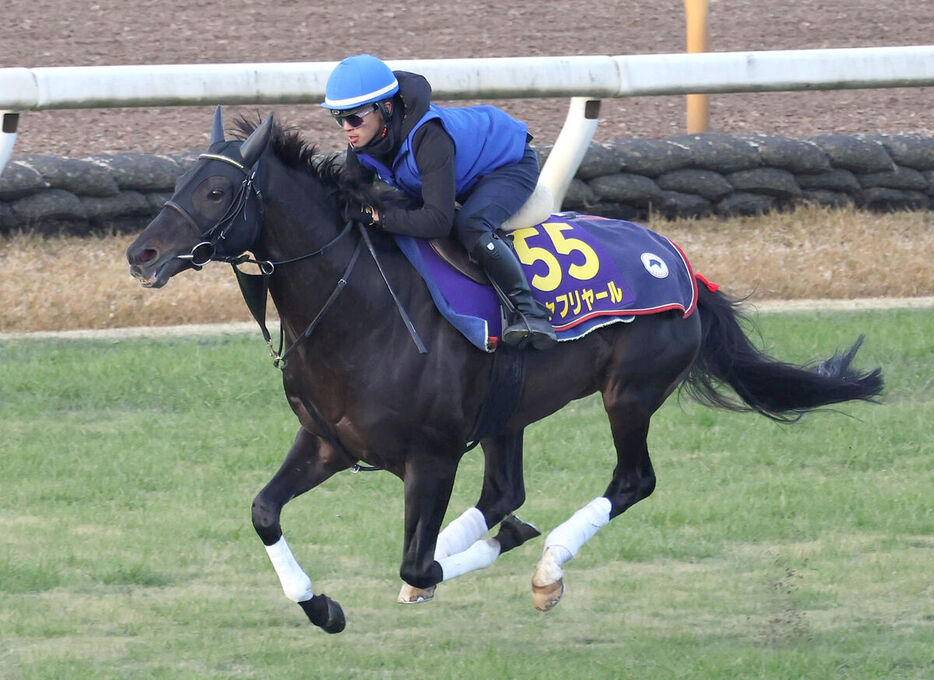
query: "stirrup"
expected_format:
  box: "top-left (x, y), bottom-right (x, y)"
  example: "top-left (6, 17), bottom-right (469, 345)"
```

top-left (502, 314), bottom-right (557, 350)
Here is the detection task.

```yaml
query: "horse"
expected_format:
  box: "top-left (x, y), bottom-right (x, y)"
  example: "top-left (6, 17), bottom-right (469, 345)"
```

top-left (126, 109), bottom-right (883, 634)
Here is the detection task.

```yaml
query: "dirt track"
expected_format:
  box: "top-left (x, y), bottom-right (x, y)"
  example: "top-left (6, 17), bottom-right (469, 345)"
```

top-left (3, 0), bottom-right (933, 158)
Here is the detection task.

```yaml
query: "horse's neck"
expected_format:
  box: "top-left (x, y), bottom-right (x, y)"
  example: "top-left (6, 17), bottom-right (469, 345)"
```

top-left (254, 164), bottom-right (430, 358)
top-left (262, 209), bottom-right (343, 290)
top-left (255, 202), bottom-right (363, 340)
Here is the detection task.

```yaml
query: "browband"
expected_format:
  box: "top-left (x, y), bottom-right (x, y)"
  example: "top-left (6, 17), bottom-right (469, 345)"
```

top-left (198, 153), bottom-right (248, 171)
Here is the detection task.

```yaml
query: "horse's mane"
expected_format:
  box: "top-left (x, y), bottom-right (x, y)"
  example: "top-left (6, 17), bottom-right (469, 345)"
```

top-left (232, 115), bottom-right (387, 209)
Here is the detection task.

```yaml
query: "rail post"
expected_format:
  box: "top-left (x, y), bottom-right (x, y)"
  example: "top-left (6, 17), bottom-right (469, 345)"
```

top-left (0, 112), bottom-right (20, 176)
top-left (539, 98), bottom-right (602, 209)
top-left (684, 0), bottom-right (710, 133)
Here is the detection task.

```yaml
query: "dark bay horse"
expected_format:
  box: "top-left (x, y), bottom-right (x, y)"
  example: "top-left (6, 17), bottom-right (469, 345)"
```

top-left (126, 110), bottom-right (882, 634)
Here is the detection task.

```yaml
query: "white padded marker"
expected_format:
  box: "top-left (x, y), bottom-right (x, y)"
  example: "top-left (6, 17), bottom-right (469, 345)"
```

top-left (439, 538), bottom-right (501, 581)
top-left (264, 536), bottom-right (314, 603)
top-left (544, 496), bottom-right (612, 565)
top-left (434, 506), bottom-right (488, 560)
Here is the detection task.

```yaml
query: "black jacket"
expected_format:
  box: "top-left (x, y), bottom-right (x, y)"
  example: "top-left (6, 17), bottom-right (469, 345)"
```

top-left (343, 71), bottom-right (456, 239)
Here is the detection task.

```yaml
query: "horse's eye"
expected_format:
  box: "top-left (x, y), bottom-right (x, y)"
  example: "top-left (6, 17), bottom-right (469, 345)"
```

top-left (208, 189), bottom-right (225, 200)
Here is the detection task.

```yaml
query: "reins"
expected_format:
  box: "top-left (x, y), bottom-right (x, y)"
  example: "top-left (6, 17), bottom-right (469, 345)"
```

top-left (231, 221), bottom-right (361, 369)
top-left (357, 225), bottom-right (428, 355)
top-left (228, 220), bottom-right (427, 368)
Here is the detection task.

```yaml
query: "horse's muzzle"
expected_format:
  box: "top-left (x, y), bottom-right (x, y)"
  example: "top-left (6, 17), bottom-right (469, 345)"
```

top-left (129, 259), bottom-right (176, 288)
top-left (127, 239), bottom-right (194, 288)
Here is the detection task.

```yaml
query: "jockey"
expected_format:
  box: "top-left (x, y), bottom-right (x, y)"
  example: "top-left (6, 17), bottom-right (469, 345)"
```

top-left (323, 54), bottom-right (557, 350)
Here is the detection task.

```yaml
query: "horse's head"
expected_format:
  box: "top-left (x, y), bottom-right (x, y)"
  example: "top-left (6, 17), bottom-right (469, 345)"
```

top-left (126, 107), bottom-right (273, 288)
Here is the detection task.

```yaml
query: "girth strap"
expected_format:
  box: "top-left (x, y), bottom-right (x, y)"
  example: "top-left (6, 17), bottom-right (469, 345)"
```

top-left (464, 342), bottom-right (527, 450)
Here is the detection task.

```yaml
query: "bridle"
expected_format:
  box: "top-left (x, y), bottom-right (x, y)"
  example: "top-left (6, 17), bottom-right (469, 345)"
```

top-left (166, 151), bottom-right (364, 369)
top-left (167, 150), bottom-right (425, 371)
top-left (170, 152), bottom-right (267, 271)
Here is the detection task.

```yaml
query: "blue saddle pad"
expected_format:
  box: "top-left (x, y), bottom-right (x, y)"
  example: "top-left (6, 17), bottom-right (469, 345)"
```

top-left (394, 212), bottom-right (699, 352)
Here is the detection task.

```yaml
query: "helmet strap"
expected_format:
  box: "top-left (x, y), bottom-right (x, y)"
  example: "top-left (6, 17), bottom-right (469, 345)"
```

top-left (377, 100), bottom-right (394, 139)
top-left (376, 100), bottom-right (393, 122)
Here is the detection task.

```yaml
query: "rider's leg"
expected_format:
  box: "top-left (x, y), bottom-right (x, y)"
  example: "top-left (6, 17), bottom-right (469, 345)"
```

top-left (469, 234), bottom-right (557, 349)
top-left (455, 147), bottom-right (557, 350)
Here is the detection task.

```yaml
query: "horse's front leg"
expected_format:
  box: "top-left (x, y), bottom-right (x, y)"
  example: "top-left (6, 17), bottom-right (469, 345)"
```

top-left (251, 426), bottom-right (352, 633)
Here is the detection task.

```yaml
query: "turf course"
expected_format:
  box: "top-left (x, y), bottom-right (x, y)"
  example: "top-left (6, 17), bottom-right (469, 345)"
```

top-left (1, 308), bottom-right (932, 679)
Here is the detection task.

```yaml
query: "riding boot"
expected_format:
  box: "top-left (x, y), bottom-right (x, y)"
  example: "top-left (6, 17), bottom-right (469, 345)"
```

top-left (471, 234), bottom-right (558, 350)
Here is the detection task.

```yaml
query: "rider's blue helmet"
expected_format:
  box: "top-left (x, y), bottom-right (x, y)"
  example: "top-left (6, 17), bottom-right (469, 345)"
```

top-left (322, 54), bottom-right (400, 110)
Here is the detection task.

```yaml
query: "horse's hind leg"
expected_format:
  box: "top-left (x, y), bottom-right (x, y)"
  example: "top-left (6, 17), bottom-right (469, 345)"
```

top-left (251, 426), bottom-right (352, 632)
top-left (531, 416), bottom-right (654, 611)
top-left (532, 314), bottom-right (699, 611)
top-left (398, 431), bottom-right (540, 603)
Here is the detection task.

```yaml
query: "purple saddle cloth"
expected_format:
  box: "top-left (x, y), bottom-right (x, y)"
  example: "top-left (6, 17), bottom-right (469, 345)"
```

top-left (393, 212), bottom-right (698, 352)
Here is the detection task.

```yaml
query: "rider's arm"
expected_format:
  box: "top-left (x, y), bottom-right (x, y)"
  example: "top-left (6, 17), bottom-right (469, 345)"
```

top-left (378, 120), bottom-right (456, 239)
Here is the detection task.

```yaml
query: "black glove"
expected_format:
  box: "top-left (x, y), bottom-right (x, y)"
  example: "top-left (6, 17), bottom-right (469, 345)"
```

top-left (345, 203), bottom-right (379, 227)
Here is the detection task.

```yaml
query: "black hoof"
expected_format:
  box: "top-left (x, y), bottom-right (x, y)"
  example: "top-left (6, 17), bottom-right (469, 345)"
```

top-left (299, 593), bottom-right (346, 634)
top-left (494, 514), bottom-right (542, 553)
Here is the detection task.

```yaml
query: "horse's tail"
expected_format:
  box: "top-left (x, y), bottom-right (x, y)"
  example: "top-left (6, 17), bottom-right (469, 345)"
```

top-left (684, 285), bottom-right (883, 422)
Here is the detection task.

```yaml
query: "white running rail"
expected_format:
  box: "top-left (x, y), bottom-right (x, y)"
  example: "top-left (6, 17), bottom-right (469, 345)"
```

top-left (2, 46), bottom-right (933, 204)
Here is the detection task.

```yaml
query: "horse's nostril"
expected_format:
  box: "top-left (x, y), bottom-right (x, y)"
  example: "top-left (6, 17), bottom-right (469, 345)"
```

top-left (138, 248), bottom-right (158, 264)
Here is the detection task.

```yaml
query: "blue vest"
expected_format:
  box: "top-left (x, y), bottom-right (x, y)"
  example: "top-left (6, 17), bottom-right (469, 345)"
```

top-left (355, 104), bottom-right (528, 200)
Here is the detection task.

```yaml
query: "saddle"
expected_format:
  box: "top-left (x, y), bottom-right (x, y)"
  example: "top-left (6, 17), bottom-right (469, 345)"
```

top-left (427, 183), bottom-right (555, 285)
top-left (394, 200), bottom-right (699, 353)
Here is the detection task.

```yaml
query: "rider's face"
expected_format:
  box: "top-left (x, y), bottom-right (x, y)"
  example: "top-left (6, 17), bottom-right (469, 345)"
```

top-left (341, 106), bottom-right (386, 148)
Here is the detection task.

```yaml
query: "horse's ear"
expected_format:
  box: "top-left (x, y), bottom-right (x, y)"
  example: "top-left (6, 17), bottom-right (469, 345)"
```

top-left (240, 114), bottom-right (274, 168)
top-left (210, 106), bottom-right (225, 145)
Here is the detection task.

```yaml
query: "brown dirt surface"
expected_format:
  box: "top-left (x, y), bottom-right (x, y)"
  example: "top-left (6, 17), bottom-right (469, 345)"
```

top-left (3, 0), bottom-right (934, 158)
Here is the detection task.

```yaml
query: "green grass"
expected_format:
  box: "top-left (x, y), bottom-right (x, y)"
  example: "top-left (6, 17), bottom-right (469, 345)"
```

top-left (1, 309), bottom-right (932, 679)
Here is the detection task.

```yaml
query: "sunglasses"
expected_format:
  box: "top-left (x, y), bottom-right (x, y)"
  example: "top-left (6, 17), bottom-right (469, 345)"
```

top-left (331, 104), bottom-right (378, 128)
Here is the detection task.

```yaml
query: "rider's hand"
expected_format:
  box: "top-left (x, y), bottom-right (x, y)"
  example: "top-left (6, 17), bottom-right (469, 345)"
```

top-left (345, 203), bottom-right (380, 227)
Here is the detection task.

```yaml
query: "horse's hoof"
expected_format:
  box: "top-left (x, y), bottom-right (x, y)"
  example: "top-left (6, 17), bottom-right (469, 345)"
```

top-left (532, 579), bottom-right (564, 612)
top-left (397, 582), bottom-right (436, 604)
top-left (299, 593), bottom-right (346, 634)
top-left (494, 514), bottom-right (542, 553)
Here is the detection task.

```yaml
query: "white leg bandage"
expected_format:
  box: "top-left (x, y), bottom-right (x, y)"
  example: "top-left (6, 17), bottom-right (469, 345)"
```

top-left (434, 507), bottom-right (488, 560)
top-left (264, 536), bottom-right (314, 603)
top-left (544, 496), bottom-right (612, 567)
top-left (439, 538), bottom-right (501, 581)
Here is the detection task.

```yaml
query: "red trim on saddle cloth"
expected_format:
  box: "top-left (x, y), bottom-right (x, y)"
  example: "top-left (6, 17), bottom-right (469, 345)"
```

top-left (695, 273), bottom-right (720, 292)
